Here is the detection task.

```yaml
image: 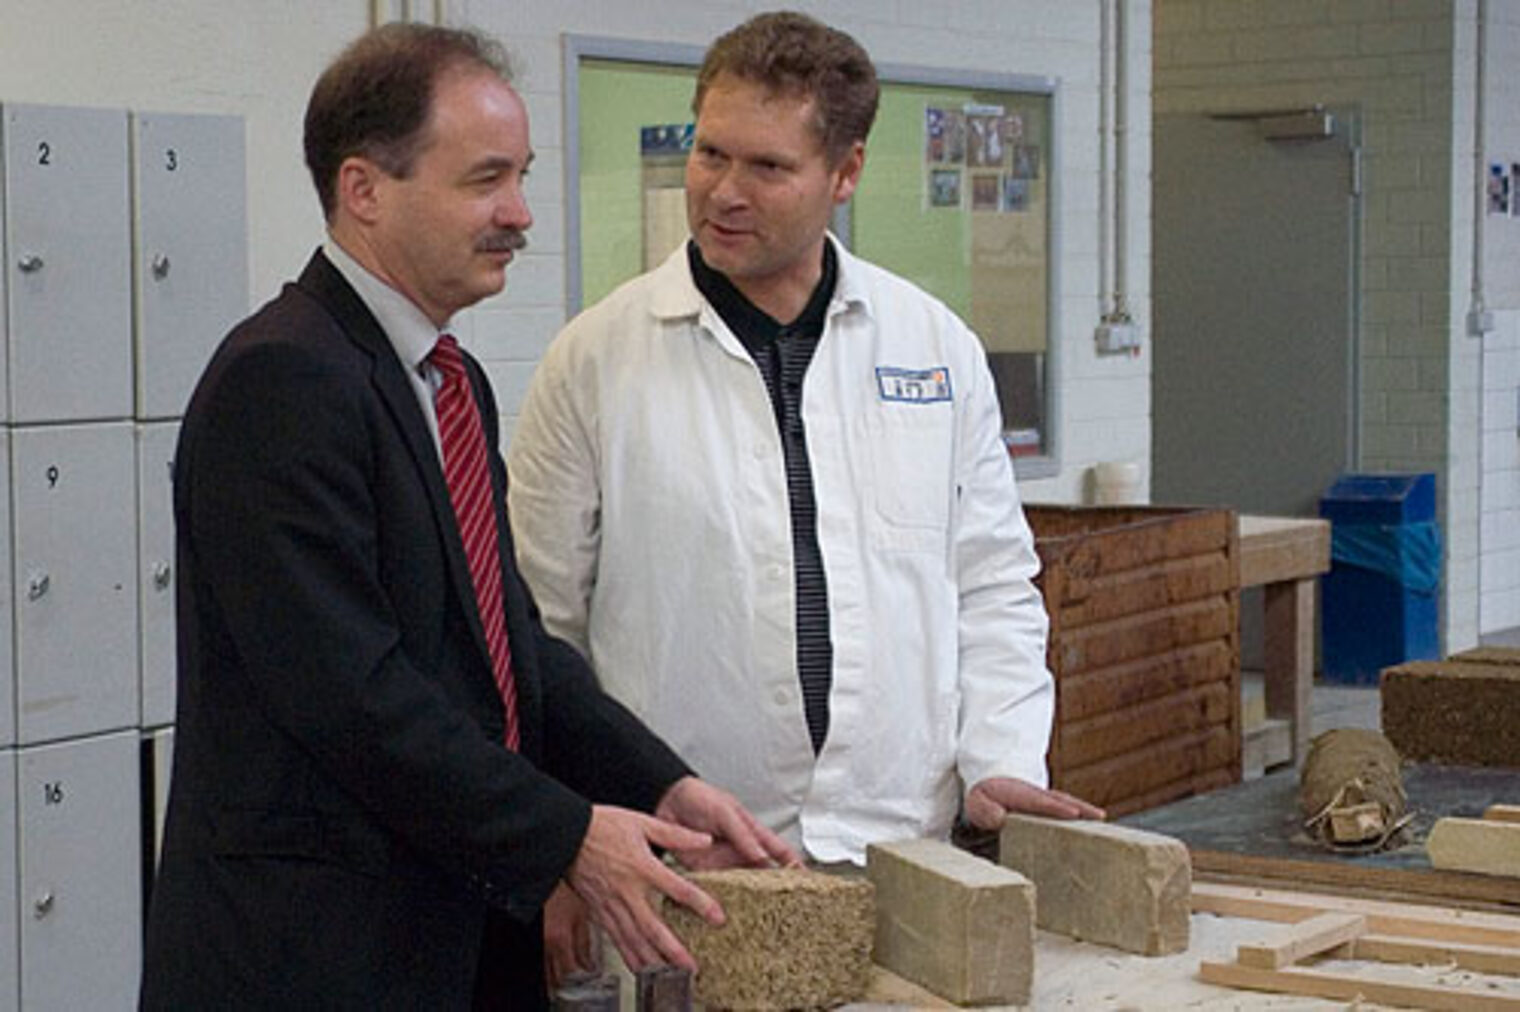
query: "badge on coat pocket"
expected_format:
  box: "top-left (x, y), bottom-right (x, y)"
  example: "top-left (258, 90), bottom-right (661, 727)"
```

top-left (876, 366), bottom-right (952, 404)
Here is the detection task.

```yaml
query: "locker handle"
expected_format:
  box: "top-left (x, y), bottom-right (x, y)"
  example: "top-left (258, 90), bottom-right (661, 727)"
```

top-left (17, 253), bottom-right (44, 274)
top-left (152, 561), bottom-right (172, 591)
top-left (26, 570), bottom-right (49, 601)
top-left (151, 254), bottom-right (171, 280)
top-left (33, 890), bottom-right (53, 919)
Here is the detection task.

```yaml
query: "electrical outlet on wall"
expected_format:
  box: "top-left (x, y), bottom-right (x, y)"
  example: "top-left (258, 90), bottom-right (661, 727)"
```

top-left (1095, 320), bottom-right (1141, 356)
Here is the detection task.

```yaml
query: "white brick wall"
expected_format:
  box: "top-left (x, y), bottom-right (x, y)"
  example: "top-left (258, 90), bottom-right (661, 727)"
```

top-left (1154, 0), bottom-right (1520, 650)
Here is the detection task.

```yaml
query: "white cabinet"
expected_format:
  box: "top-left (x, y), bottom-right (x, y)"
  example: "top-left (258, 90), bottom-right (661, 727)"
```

top-left (137, 422), bottom-right (178, 729)
top-left (1, 103), bottom-right (133, 423)
top-left (132, 112), bottom-right (247, 420)
top-left (16, 731), bottom-right (141, 1010)
top-left (11, 423), bottom-right (138, 744)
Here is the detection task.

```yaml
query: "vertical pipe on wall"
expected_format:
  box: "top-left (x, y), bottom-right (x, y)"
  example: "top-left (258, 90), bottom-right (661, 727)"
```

top-left (1097, 0), bottom-right (1114, 320)
top-left (1470, 0), bottom-right (1488, 331)
top-left (1111, 0), bottom-right (1131, 323)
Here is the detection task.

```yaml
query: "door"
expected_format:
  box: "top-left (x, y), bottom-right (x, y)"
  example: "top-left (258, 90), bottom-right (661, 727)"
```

top-left (1152, 108), bottom-right (1360, 518)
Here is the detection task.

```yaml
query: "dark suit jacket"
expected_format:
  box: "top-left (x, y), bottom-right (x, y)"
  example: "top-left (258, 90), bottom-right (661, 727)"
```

top-left (140, 251), bottom-right (690, 1010)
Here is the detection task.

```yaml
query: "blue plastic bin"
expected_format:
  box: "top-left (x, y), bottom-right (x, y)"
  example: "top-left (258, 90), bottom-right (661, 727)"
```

top-left (1318, 473), bottom-right (1440, 684)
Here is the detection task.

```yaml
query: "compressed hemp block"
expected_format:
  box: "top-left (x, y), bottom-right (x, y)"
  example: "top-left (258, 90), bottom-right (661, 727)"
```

top-left (999, 814), bottom-right (1190, 956)
top-left (661, 867), bottom-right (874, 1010)
top-left (1381, 656), bottom-right (1520, 767)
top-left (867, 838), bottom-right (1034, 1006)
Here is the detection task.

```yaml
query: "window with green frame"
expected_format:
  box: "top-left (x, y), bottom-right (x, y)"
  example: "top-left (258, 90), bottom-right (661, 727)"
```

top-left (571, 46), bottom-right (1056, 470)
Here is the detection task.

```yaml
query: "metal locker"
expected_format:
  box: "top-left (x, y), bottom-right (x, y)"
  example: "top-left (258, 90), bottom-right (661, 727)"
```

top-left (137, 422), bottom-right (178, 729)
top-left (0, 749), bottom-right (18, 1012)
top-left (0, 433), bottom-right (12, 747)
top-left (17, 731), bottom-right (141, 1010)
top-left (12, 423), bottom-right (138, 744)
top-left (132, 112), bottom-right (248, 420)
top-left (1, 103), bottom-right (133, 423)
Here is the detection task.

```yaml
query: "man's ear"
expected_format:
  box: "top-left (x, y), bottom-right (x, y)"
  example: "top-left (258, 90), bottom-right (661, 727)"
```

top-left (831, 140), bottom-right (866, 205)
top-left (336, 156), bottom-right (385, 226)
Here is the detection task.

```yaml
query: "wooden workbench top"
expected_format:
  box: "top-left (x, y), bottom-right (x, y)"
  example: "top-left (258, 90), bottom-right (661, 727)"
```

top-left (1238, 514), bottom-right (1330, 588)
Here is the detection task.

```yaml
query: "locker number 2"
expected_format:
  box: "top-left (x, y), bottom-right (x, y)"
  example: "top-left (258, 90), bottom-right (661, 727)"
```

top-left (42, 781), bottom-right (64, 805)
top-left (46, 465), bottom-right (59, 488)
top-left (36, 141), bottom-right (51, 166)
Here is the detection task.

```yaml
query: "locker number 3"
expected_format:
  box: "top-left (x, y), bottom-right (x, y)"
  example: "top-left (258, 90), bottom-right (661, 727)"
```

top-left (166, 148), bottom-right (178, 172)
top-left (43, 781), bottom-right (64, 805)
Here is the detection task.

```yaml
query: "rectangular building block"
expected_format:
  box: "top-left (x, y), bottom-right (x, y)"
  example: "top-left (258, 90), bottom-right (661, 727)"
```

top-left (1381, 659), bottom-right (1520, 767)
top-left (661, 868), bottom-right (873, 1009)
top-left (1427, 817), bottom-right (1520, 879)
top-left (866, 838), bottom-right (1034, 1006)
top-left (999, 814), bottom-right (1191, 955)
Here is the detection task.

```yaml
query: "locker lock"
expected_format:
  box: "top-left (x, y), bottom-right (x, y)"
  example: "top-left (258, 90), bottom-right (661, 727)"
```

top-left (33, 890), bottom-right (54, 919)
top-left (26, 570), bottom-right (50, 601)
top-left (17, 253), bottom-right (44, 274)
top-left (151, 254), bottom-right (171, 281)
top-left (152, 560), bottom-right (172, 591)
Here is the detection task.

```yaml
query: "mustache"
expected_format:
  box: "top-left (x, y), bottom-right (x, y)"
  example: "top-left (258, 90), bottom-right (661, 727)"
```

top-left (477, 231), bottom-right (528, 254)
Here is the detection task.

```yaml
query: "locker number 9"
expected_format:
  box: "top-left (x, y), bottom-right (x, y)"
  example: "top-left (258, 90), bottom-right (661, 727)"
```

top-left (46, 465), bottom-right (59, 488)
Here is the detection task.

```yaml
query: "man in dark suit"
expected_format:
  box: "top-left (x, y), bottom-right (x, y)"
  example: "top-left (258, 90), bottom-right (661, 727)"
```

top-left (139, 23), bottom-right (794, 1010)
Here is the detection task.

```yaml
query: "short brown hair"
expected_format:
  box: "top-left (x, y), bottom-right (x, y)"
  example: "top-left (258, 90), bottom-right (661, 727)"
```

top-left (694, 11), bottom-right (879, 165)
top-left (304, 23), bottom-right (512, 219)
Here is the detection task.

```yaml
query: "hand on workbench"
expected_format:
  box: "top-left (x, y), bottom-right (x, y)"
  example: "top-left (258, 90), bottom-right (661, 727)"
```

top-left (655, 775), bottom-right (803, 871)
top-left (543, 882), bottom-right (596, 990)
top-left (965, 776), bottom-right (1106, 830)
top-left (566, 804), bottom-right (720, 972)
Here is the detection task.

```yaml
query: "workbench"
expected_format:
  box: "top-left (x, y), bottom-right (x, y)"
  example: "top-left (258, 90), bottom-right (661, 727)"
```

top-left (1237, 514), bottom-right (1330, 771)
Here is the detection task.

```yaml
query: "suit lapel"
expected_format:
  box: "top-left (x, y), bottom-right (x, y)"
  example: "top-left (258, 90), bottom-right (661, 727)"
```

top-left (296, 252), bottom-right (503, 703)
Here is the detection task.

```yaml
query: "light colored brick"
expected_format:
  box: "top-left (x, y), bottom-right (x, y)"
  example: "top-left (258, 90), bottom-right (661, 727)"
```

top-left (867, 838), bottom-right (1035, 1006)
top-left (999, 814), bottom-right (1191, 956)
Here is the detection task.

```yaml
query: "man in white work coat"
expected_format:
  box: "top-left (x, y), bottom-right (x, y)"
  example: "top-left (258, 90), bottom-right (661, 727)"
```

top-left (507, 10), bottom-right (1103, 984)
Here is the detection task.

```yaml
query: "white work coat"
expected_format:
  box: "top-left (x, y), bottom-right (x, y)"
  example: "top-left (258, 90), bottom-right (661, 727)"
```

top-left (507, 239), bottom-right (1053, 864)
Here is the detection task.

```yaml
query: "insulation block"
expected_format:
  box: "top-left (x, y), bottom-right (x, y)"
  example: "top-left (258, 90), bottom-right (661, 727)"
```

top-left (661, 867), bottom-right (873, 1009)
top-left (1381, 658), bottom-right (1520, 768)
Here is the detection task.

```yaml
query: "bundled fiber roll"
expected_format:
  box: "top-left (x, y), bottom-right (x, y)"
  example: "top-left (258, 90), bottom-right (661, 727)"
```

top-left (1299, 728), bottom-right (1410, 851)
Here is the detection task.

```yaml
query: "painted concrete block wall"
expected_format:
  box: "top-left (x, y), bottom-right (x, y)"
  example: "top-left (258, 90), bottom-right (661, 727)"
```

top-left (457, 0), bottom-right (1155, 506)
top-left (1154, 0), bottom-right (1495, 650)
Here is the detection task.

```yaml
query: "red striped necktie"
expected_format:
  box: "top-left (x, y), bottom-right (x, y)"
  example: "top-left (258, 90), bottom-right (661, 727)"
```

top-left (429, 334), bottom-right (520, 750)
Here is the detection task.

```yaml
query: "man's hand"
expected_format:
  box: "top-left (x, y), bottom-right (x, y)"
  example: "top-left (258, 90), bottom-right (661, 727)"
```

top-left (542, 882), bottom-right (595, 991)
top-left (964, 776), bottom-right (1105, 830)
top-left (565, 805), bottom-right (721, 972)
top-left (654, 776), bottom-right (801, 871)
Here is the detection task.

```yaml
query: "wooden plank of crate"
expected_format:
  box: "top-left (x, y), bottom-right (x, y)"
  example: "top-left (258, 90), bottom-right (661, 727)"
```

top-left (1055, 599), bottom-right (1236, 676)
top-left (1198, 959), bottom-right (1520, 1010)
top-left (1058, 726), bottom-right (1236, 810)
top-left (1057, 640), bottom-right (1235, 722)
top-left (1051, 552), bottom-right (1233, 628)
top-left (1192, 882), bottom-right (1520, 949)
top-left (1058, 682), bottom-right (1233, 769)
top-left (1236, 913), bottom-right (1366, 969)
top-left (1352, 934), bottom-right (1520, 976)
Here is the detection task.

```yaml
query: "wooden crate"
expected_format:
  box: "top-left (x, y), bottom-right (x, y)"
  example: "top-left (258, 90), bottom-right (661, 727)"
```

top-left (1027, 505), bottom-right (1241, 817)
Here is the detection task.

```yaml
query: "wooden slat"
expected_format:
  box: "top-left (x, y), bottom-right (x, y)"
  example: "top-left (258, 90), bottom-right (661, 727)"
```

top-left (1236, 913), bottom-right (1365, 969)
top-left (1428, 818), bottom-right (1520, 878)
top-left (1051, 598), bottom-right (1237, 677)
top-left (1352, 934), bottom-right (1520, 976)
top-left (1101, 768), bottom-right (1238, 820)
top-left (1488, 805), bottom-right (1520, 825)
top-left (1056, 640), bottom-right (1235, 722)
top-left (1056, 726), bottom-right (1237, 808)
top-left (1192, 850), bottom-right (1520, 911)
top-left (1050, 551), bottom-right (1234, 627)
top-left (1191, 882), bottom-right (1520, 949)
top-left (1032, 508), bottom-right (1233, 582)
top-left (1198, 959), bottom-right (1520, 1010)
top-left (1058, 682), bottom-right (1232, 769)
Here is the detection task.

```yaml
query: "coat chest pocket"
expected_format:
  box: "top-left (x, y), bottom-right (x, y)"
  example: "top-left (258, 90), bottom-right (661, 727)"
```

top-left (866, 405), bottom-right (953, 536)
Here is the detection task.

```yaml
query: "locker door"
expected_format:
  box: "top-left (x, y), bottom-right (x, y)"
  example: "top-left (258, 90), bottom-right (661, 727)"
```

top-left (17, 732), bottom-right (141, 1010)
top-left (132, 112), bottom-right (247, 420)
top-left (137, 422), bottom-right (178, 728)
top-left (1, 103), bottom-right (133, 423)
top-left (12, 423), bottom-right (138, 743)
top-left (0, 749), bottom-right (18, 1012)
top-left (0, 434), bottom-right (11, 747)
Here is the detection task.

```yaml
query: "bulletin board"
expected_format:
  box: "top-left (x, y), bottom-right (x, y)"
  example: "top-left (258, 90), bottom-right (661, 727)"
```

top-left (566, 38), bottom-right (1059, 467)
